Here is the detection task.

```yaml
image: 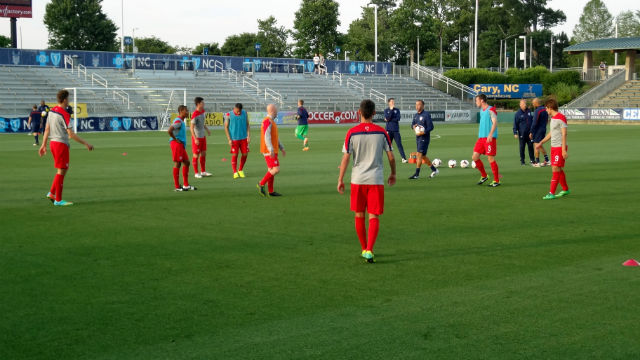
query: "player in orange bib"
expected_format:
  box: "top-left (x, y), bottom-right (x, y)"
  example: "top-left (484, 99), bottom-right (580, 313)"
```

top-left (257, 104), bottom-right (286, 197)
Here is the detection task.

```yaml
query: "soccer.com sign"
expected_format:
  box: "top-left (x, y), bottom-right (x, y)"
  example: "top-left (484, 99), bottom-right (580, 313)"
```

top-left (308, 111), bottom-right (359, 124)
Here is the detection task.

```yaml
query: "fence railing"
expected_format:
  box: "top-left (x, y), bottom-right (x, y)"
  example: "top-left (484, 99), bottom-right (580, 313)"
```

top-left (91, 73), bottom-right (108, 89)
top-left (347, 77), bottom-right (364, 95)
top-left (410, 63), bottom-right (477, 103)
top-left (77, 64), bottom-right (88, 81)
top-left (214, 60), bottom-right (224, 73)
top-left (564, 69), bottom-right (627, 108)
top-left (264, 87), bottom-right (283, 107)
top-left (331, 71), bottom-right (343, 86)
top-left (369, 88), bottom-right (387, 104)
top-left (242, 76), bottom-right (260, 95)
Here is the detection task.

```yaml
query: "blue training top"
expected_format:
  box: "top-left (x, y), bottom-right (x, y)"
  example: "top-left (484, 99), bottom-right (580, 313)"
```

top-left (384, 107), bottom-right (401, 132)
top-left (228, 110), bottom-right (248, 140)
top-left (169, 117), bottom-right (187, 144)
top-left (297, 106), bottom-right (309, 125)
top-left (478, 105), bottom-right (498, 138)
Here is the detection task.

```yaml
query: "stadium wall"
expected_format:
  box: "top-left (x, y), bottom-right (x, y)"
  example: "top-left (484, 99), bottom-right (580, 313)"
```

top-left (0, 48), bottom-right (392, 75)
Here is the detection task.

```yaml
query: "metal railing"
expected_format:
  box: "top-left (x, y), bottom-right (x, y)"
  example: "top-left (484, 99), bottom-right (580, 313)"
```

top-left (564, 69), bottom-right (627, 108)
top-left (112, 87), bottom-right (130, 109)
top-left (77, 64), bottom-right (87, 81)
top-left (242, 76), bottom-right (260, 95)
top-left (369, 88), bottom-right (387, 103)
top-left (331, 71), bottom-right (342, 86)
top-left (410, 63), bottom-right (477, 102)
top-left (347, 77), bottom-right (364, 95)
top-left (264, 87), bottom-right (283, 107)
top-left (214, 60), bottom-right (224, 73)
top-left (91, 73), bottom-right (108, 89)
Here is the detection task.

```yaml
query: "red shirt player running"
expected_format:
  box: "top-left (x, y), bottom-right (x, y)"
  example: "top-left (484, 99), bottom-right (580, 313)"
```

top-left (257, 104), bottom-right (286, 197)
top-left (538, 98), bottom-right (570, 200)
top-left (190, 97), bottom-right (212, 178)
top-left (338, 99), bottom-right (396, 263)
top-left (39, 89), bottom-right (94, 206)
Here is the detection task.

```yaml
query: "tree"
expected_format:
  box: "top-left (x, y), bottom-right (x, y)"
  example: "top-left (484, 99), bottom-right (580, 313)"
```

top-left (44, 0), bottom-right (118, 51)
top-left (221, 33), bottom-right (258, 57)
top-left (134, 36), bottom-right (176, 54)
top-left (616, 11), bottom-right (640, 37)
top-left (572, 0), bottom-right (613, 42)
top-left (0, 35), bottom-right (10, 48)
top-left (344, 5), bottom-right (395, 61)
top-left (256, 16), bottom-right (290, 58)
top-left (192, 43), bottom-right (222, 56)
top-left (292, 0), bottom-right (341, 58)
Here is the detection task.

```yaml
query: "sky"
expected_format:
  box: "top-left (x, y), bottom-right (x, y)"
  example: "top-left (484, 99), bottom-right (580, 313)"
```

top-left (0, 0), bottom-right (637, 50)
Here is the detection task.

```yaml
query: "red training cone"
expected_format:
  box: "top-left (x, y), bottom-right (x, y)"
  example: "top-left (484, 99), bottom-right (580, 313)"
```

top-left (622, 259), bottom-right (640, 266)
top-left (221, 158), bottom-right (227, 162)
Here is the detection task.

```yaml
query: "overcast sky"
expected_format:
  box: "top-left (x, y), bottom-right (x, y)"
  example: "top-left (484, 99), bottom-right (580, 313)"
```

top-left (1, 0), bottom-right (637, 50)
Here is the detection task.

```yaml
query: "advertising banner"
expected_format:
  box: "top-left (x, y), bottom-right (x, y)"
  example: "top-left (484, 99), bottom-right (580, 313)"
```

top-left (445, 110), bottom-right (473, 122)
top-left (308, 111), bottom-right (359, 124)
top-left (623, 108), bottom-right (640, 120)
top-left (0, 116), bottom-right (158, 133)
top-left (470, 84), bottom-right (542, 99)
top-left (0, 0), bottom-right (32, 18)
top-left (563, 108), bottom-right (624, 121)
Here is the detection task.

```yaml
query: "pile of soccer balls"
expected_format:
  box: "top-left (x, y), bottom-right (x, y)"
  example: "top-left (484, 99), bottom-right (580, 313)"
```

top-left (432, 159), bottom-right (472, 169)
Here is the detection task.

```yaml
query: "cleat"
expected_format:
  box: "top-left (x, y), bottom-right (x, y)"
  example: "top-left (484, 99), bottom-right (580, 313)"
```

top-left (488, 181), bottom-right (501, 187)
top-left (201, 172), bottom-right (212, 177)
top-left (429, 169), bottom-right (439, 178)
top-left (363, 250), bottom-right (375, 263)
top-left (532, 162), bottom-right (541, 167)
top-left (269, 192), bottom-right (282, 197)
top-left (557, 189), bottom-right (571, 197)
top-left (521, 162), bottom-right (526, 166)
top-left (543, 193), bottom-right (556, 200)
top-left (257, 184), bottom-right (267, 197)
top-left (233, 172), bottom-right (239, 179)
top-left (194, 173), bottom-right (203, 179)
top-left (361, 250), bottom-right (367, 258)
top-left (408, 174), bottom-right (419, 180)
top-left (46, 192), bottom-right (55, 203)
top-left (238, 170), bottom-right (245, 178)
top-left (53, 200), bottom-right (73, 206)
top-left (477, 176), bottom-right (489, 185)
top-left (401, 158), bottom-right (408, 163)
top-left (182, 185), bottom-right (197, 191)
top-left (33, 143), bottom-right (38, 146)
top-left (544, 161), bottom-right (551, 166)
top-left (174, 187), bottom-right (185, 192)
top-left (302, 147), bottom-right (310, 151)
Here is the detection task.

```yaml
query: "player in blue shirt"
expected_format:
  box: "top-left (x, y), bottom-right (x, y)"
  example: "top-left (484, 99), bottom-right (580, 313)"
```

top-left (167, 105), bottom-right (196, 191)
top-left (513, 99), bottom-right (534, 165)
top-left (409, 100), bottom-right (439, 179)
top-left (295, 99), bottom-right (310, 151)
top-left (529, 98), bottom-right (550, 167)
top-left (384, 98), bottom-right (407, 163)
top-left (28, 105), bottom-right (42, 146)
top-left (224, 103), bottom-right (250, 179)
top-left (472, 94), bottom-right (501, 187)
top-left (37, 100), bottom-right (50, 134)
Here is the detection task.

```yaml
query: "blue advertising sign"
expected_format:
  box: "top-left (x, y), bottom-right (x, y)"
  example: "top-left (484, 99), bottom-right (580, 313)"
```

top-left (255, 43), bottom-right (261, 51)
top-left (0, 116), bottom-right (158, 133)
top-left (203, 47), bottom-right (209, 55)
top-left (124, 36), bottom-right (133, 46)
top-left (470, 84), bottom-right (542, 99)
top-left (335, 46), bottom-right (341, 54)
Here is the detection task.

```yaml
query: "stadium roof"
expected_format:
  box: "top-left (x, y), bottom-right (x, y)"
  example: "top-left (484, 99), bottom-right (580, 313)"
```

top-left (564, 37), bottom-right (640, 53)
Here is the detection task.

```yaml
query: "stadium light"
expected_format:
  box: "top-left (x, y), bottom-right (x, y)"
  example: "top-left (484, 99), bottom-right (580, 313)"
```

top-left (344, 50), bottom-right (349, 61)
top-left (367, 3), bottom-right (378, 63)
top-left (120, 0), bottom-right (124, 54)
top-left (474, 0), bottom-right (478, 68)
top-left (132, 27), bottom-right (139, 53)
top-left (550, 35), bottom-right (554, 72)
top-left (519, 35), bottom-right (527, 69)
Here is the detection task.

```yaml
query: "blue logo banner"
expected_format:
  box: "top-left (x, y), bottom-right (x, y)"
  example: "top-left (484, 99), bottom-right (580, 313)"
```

top-left (0, 116), bottom-right (158, 133)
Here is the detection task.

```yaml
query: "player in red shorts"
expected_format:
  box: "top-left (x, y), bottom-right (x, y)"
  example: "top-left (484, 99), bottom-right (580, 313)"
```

top-left (538, 98), bottom-right (570, 200)
top-left (472, 93), bottom-right (501, 187)
top-left (257, 104), bottom-right (286, 197)
top-left (190, 97), bottom-right (211, 178)
top-left (338, 99), bottom-right (396, 263)
top-left (38, 89), bottom-right (94, 206)
top-left (168, 105), bottom-right (196, 192)
top-left (224, 103), bottom-right (250, 179)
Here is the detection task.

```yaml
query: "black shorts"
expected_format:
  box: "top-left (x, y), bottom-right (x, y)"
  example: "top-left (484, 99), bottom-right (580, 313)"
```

top-left (532, 131), bottom-right (546, 143)
top-left (30, 122), bottom-right (40, 132)
top-left (416, 136), bottom-right (430, 155)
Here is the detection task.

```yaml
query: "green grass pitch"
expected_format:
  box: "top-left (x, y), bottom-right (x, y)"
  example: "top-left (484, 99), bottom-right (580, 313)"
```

top-left (1, 123), bottom-right (639, 359)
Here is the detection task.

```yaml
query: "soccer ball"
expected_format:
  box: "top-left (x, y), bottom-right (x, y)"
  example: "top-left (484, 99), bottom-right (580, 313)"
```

top-left (414, 125), bottom-right (425, 135)
top-left (448, 159), bottom-right (457, 168)
top-left (460, 160), bottom-right (470, 168)
top-left (432, 158), bottom-right (442, 168)
top-left (41, 111), bottom-right (47, 117)
top-left (471, 160), bottom-right (477, 169)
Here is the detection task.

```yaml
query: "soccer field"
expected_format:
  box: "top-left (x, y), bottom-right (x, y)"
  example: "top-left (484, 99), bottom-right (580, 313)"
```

top-left (2, 123), bottom-right (639, 359)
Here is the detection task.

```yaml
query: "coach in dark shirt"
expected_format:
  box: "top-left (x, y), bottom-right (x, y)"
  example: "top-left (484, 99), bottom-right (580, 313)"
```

top-left (513, 99), bottom-right (534, 165)
top-left (383, 98), bottom-right (406, 163)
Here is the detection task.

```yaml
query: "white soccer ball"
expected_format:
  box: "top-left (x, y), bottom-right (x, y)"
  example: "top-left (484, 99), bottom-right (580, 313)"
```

top-left (448, 159), bottom-right (457, 168)
top-left (41, 111), bottom-right (47, 117)
top-left (460, 160), bottom-right (470, 168)
top-left (432, 158), bottom-right (442, 168)
top-left (414, 125), bottom-right (425, 135)
top-left (471, 160), bottom-right (477, 169)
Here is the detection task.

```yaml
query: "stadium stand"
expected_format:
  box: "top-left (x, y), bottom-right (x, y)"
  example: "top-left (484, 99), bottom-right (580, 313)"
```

top-left (592, 80), bottom-right (640, 108)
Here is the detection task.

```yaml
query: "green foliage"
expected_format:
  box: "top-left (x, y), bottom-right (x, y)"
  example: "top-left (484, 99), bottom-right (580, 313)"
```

top-left (0, 35), bottom-right (10, 48)
top-left (292, 0), bottom-right (341, 58)
top-left (616, 11), bottom-right (640, 37)
top-left (572, 0), bottom-right (614, 42)
top-left (221, 33), bottom-right (258, 57)
top-left (44, 0), bottom-right (118, 51)
top-left (133, 37), bottom-right (176, 54)
top-left (256, 16), bottom-right (291, 58)
top-left (549, 82), bottom-right (581, 105)
top-left (443, 68), bottom-right (507, 85)
top-left (192, 43), bottom-right (222, 56)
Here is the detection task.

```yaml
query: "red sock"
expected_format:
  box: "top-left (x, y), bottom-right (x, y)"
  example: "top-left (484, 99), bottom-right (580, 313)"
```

top-left (550, 171), bottom-right (560, 194)
top-left (490, 161), bottom-right (500, 182)
top-left (367, 218), bottom-right (380, 251)
top-left (260, 171), bottom-right (273, 186)
top-left (182, 166), bottom-right (189, 187)
top-left (55, 174), bottom-right (64, 202)
top-left (559, 170), bottom-right (569, 191)
top-left (355, 216), bottom-right (366, 250)
top-left (49, 174), bottom-right (59, 195)
top-left (474, 159), bottom-right (487, 177)
top-left (192, 156), bottom-right (199, 174)
top-left (199, 156), bottom-right (206, 173)
top-left (172, 167), bottom-right (180, 188)
top-left (239, 155), bottom-right (248, 171)
top-left (268, 176), bottom-right (274, 193)
top-left (231, 154), bottom-right (238, 173)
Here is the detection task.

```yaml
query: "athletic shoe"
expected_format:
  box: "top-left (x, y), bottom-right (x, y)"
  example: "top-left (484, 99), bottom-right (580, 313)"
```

top-left (201, 172), bottom-right (212, 177)
top-left (53, 200), bottom-right (73, 206)
top-left (477, 177), bottom-right (489, 185)
top-left (543, 193), bottom-right (556, 200)
top-left (194, 173), bottom-right (203, 179)
top-left (238, 170), bottom-right (245, 178)
top-left (488, 181), bottom-right (501, 187)
top-left (429, 169), bottom-right (439, 178)
top-left (539, 162), bottom-right (547, 167)
top-left (544, 160), bottom-right (551, 166)
top-left (521, 161), bottom-right (526, 166)
top-left (33, 143), bottom-right (38, 146)
top-left (46, 192), bottom-right (55, 203)
top-left (361, 250), bottom-right (367, 258)
top-left (409, 174), bottom-right (419, 179)
top-left (174, 187), bottom-right (185, 192)
top-left (557, 189), bottom-right (571, 197)
top-left (233, 172), bottom-right (239, 179)
top-left (182, 185), bottom-right (197, 191)
top-left (269, 192), bottom-right (282, 197)
top-left (302, 147), bottom-right (310, 151)
top-left (363, 250), bottom-right (375, 263)
top-left (532, 162), bottom-right (541, 168)
top-left (401, 158), bottom-right (408, 164)
top-left (257, 184), bottom-right (267, 197)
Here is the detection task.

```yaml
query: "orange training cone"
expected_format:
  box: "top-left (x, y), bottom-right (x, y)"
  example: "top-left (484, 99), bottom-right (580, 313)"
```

top-left (622, 259), bottom-right (640, 266)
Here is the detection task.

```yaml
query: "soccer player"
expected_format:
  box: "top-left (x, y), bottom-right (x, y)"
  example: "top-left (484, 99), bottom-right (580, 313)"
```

top-left (409, 100), bottom-right (439, 179)
top-left (224, 103), bottom-right (250, 179)
top-left (37, 100), bottom-right (50, 135)
top-left (338, 99), bottom-right (396, 263)
top-left (168, 105), bottom-right (196, 192)
top-left (384, 98), bottom-right (407, 163)
top-left (513, 99), bottom-right (534, 165)
top-left (472, 94), bottom-right (501, 187)
top-left (530, 98), bottom-right (550, 167)
top-left (257, 104), bottom-right (286, 197)
top-left (190, 97), bottom-right (212, 178)
top-left (295, 99), bottom-right (310, 151)
top-left (28, 105), bottom-right (42, 146)
top-left (537, 98), bottom-right (570, 200)
top-left (38, 90), bottom-right (94, 206)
